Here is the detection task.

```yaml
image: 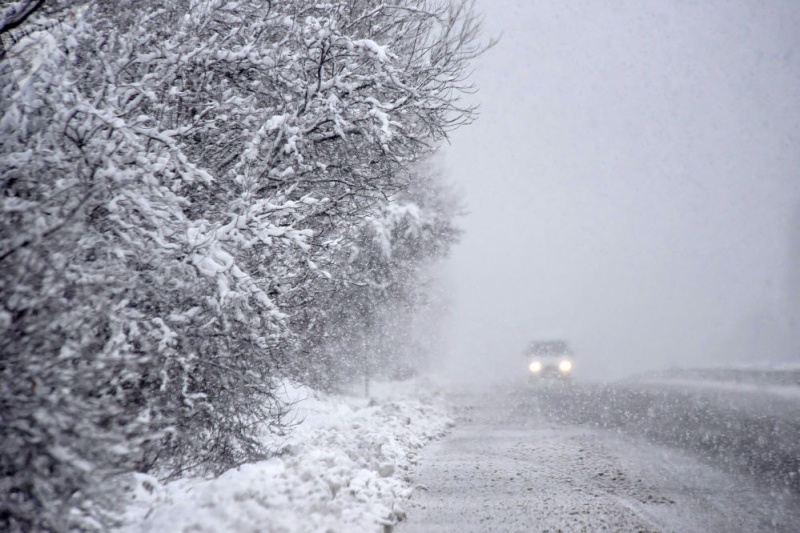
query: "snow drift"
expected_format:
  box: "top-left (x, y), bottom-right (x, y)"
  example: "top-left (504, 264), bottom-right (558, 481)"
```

top-left (117, 379), bottom-right (453, 533)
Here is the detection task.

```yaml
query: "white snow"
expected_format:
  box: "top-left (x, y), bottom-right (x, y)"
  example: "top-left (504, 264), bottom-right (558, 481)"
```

top-left (353, 39), bottom-right (390, 63)
top-left (646, 377), bottom-right (800, 400)
top-left (115, 379), bottom-right (453, 533)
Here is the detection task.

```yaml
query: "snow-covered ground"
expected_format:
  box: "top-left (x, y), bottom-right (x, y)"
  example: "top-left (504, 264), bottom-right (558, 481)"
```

top-left (400, 384), bottom-right (800, 532)
top-left (116, 379), bottom-right (453, 533)
top-left (641, 377), bottom-right (800, 399)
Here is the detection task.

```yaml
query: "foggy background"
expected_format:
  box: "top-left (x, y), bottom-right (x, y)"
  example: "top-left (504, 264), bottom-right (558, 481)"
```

top-left (435, 0), bottom-right (800, 382)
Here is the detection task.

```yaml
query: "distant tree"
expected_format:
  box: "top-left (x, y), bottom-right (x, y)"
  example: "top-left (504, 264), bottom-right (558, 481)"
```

top-left (297, 160), bottom-right (463, 389)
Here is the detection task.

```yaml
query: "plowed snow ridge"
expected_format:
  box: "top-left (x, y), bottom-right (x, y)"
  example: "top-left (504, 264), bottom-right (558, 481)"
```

top-left (116, 379), bottom-right (453, 533)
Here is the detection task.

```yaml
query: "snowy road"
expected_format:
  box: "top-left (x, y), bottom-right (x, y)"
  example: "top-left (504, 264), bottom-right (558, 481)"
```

top-left (399, 382), bottom-right (800, 532)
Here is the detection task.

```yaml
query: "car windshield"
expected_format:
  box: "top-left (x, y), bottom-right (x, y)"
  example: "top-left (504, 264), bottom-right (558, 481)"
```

top-left (526, 340), bottom-right (571, 357)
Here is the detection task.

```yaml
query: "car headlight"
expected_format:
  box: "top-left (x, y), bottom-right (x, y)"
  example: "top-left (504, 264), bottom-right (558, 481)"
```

top-left (559, 360), bottom-right (572, 373)
top-left (529, 361), bottom-right (542, 373)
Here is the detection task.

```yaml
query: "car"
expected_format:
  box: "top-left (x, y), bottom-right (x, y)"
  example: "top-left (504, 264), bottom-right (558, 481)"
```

top-left (526, 339), bottom-right (574, 380)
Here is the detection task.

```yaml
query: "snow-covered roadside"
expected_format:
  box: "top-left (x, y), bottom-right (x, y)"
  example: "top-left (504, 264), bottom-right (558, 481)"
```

top-left (115, 379), bottom-right (453, 533)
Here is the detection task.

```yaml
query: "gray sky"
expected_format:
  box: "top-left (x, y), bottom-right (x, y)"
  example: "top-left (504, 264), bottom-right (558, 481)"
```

top-left (436, 0), bottom-right (800, 382)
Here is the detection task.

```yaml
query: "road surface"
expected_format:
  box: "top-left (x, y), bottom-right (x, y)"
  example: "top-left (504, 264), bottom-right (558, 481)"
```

top-left (399, 376), bottom-right (800, 532)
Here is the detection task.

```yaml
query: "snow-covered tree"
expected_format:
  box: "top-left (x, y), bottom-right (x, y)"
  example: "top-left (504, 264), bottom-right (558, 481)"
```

top-left (0, 1), bottom-right (485, 530)
top-left (296, 160), bottom-right (462, 389)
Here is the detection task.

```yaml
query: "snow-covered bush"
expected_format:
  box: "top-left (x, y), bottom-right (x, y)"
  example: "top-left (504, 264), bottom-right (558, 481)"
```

top-left (299, 163), bottom-right (462, 389)
top-left (0, 1), bottom-right (484, 530)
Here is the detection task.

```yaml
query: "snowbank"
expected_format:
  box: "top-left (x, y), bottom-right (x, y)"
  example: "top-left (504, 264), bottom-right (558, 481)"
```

top-left (116, 379), bottom-right (452, 532)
